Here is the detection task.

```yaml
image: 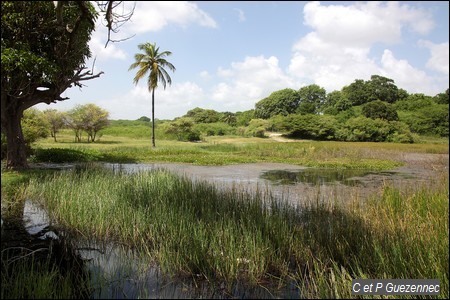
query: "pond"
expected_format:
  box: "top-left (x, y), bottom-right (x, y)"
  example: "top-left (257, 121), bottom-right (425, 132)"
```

top-left (260, 168), bottom-right (414, 186)
top-left (101, 162), bottom-right (417, 206)
top-left (3, 161), bottom-right (430, 299)
top-left (10, 200), bottom-right (301, 299)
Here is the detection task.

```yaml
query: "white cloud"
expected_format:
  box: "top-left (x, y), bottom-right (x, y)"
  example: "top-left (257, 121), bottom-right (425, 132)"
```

top-left (288, 1), bottom-right (442, 93)
top-left (87, 19), bottom-right (128, 61)
top-left (199, 70), bottom-right (211, 80)
top-left (104, 81), bottom-right (206, 120)
top-left (126, 1), bottom-right (217, 34)
top-left (84, 1), bottom-right (218, 76)
top-left (211, 55), bottom-right (297, 111)
top-left (303, 1), bottom-right (434, 47)
top-left (217, 67), bottom-right (233, 78)
top-left (418, 40), bottom-right (449, 75)
top-left (234, 8), bottom-right (246, 22)
top-left (288, 32), bottom-right (379, 91)
top-left (380, 49), bottom-right (442, 95)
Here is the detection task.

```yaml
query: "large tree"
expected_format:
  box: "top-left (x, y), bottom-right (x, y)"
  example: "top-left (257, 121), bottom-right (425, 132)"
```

top-left (1, 1), bottom-right (98, 169)
top-left (1, 1), bottom-right (133, 170)
top-left (367, 75), bottom-right (399, 103)
top-left (254, 88), bottom-right (300, 119)
top-left (297, 84), bottom-right (327, 115)
top-left (129, 42), bottom-right (175, 147)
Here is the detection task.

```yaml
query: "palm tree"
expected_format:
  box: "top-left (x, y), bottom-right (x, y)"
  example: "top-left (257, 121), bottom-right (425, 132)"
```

top-left (129, 42), bottom-right (175, 147)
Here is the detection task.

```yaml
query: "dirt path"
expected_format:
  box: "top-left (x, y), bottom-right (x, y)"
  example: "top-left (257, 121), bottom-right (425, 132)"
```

top-left (267, 132), bottom-right (299, 142)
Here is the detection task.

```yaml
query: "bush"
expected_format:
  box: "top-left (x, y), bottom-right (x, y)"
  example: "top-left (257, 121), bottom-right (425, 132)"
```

top-left (193, 122), bottom-right (235, 136)
top-left (341, 117), bottom-right (390, 142)
top-left (362, 100), bottom-right (399, 121)
top-left (164, 118), bottom-right (201, 142)
top-left (337, 117), bottom-right (416, 142)
top-left (245, 119), bottom-right (268, 138)
top-left (279, 114), bottom-right (339, 140)
top-left (32, 148), bottom-right (101, 163)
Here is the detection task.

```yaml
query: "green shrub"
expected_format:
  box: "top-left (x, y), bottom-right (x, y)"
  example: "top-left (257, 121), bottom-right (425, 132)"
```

top-left (193, 122), bottom-right (235, 136)
top-left (245, 119), bottom-right (268, 138)
top-left (32, 148), bottom-right (101, 163)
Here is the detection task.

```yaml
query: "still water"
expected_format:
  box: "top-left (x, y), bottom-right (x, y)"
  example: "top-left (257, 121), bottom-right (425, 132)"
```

top-left (10, 162), bottom-right (415, 298)
top-left (18, 200), bottom-right (300, 299)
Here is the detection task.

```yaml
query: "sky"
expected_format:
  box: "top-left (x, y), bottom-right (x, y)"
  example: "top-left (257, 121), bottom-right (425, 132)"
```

top-left (36, 1), bottom-right (450, 120)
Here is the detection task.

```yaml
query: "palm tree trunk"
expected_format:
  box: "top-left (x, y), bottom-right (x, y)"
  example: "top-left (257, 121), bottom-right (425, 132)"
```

top-left (151, 88), bottom-right (156, 147)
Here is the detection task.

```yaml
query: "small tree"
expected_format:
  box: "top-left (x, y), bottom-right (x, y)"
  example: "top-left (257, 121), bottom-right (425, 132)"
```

top-left (66, 104), bottom-right (109, 142)
top-left (22, 108), bottom-right (50, 153)
top-left (137, 116), bottom-right (151, 122)
top-left (254, 88), bottom-right (300, 119)
top-left (66, 106), bottom-right (84, 142)
top-left (164, 117), bottom-right (200, 141)
top-left (82, 103), bottom-right (110, 142)
top-left (297, 84), bottom-right (327, 115)
top-left (43, 109), bottom-right (66, 142)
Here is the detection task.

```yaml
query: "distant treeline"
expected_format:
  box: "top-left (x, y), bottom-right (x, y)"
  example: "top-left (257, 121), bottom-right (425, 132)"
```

top-left (7, 74), bottom-right (448, 150)
top-left (161, 74), bottom-right (448, 142)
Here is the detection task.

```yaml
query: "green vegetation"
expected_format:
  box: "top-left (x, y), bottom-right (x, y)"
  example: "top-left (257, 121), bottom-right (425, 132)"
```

top-left (2, 119), bottom-right (448, 297)
top-left (3, 73), bottom-right (447, 171)
top-left (2, 162), bottom-right (448, 298)
top-left (128, 42), bottom-right (176, 147)
top-left (27, 125), bottom-right (447, 170)
top-left (2, 3), bottom-right (447, 297)
top-left (297, 175), bottom-right (449, 298)
top-left (1, 255), bottom-right (77, 299)
top-left (1, 1), bottom-right (98, 169)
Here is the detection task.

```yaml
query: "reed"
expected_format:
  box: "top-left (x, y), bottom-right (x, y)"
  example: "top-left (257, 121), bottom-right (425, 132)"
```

top-left (297, 174), bottom-right (449, 299)
top-left (1, 248), bottom-right (90, 299)
top-left (23, 165), bottom-right (303, 284)
top-left (7, 162), bottom-right (449, 298)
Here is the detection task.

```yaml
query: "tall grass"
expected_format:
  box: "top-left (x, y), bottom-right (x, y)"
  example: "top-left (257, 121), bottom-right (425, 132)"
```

top-left (297, 174), bottom-right (449, 298)
top-left (21, 164), bottom-right (449, 298)
top-left (24, 165), bottom-right (301, 284)
top-left (1, 254), bottom-right (75, 299)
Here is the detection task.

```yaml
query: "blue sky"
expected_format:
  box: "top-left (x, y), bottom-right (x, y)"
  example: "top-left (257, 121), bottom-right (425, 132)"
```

top-left (36, 1), bottom-right (449, 120)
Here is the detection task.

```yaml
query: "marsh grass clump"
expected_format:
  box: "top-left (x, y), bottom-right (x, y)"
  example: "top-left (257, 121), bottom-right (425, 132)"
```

top-left (1, 225), bottom-right (91, 300)
top-left (23, 164), bottom-right (303, 285)
top-left (1, 254), bottom-right (75, 299)
top-left (20, 163), bottom-right (449, 298)
top-left (296, 174), bottom-right (449, 299)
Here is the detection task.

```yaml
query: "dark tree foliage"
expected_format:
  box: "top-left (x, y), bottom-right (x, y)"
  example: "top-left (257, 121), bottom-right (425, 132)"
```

top-left (297, 84), bottom-right (327, 115)
top-left (362, 100), bottom-right (399, 121)
top-left (434, 88), bottom-right (449, 104)
top-left (254, 88), bottom-right (300, 119)
top-left (184, 107), bottom-right (221, 123)
top-left (1, 1), bottom-right (133, 169)
top-left (367, 75), bottom-right (399, 103)
top-left (2, 1), bottom-right (98, 169)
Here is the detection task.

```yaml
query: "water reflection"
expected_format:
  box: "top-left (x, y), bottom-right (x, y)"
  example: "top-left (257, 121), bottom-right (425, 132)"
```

top-left (8, 162), bottom-right (418, 298)
top-left (17, 200), bottom-right (301, 299)
top-left (260, 168), bottom-right (408, 186)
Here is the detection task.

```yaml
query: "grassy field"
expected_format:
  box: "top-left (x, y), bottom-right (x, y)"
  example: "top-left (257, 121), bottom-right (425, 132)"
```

top-left (2, 162), bottom-right (448, 298)
top-left (2, 128), bottom-right (449, 298)
top-left (32, 129), bottom-right (448, 170)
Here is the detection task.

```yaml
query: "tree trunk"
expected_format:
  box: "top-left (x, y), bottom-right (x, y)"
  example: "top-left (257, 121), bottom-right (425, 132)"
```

top-left (1, 98), bottom-right (29, 170)
top-left (152, 88), bottom-right (156, 148)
